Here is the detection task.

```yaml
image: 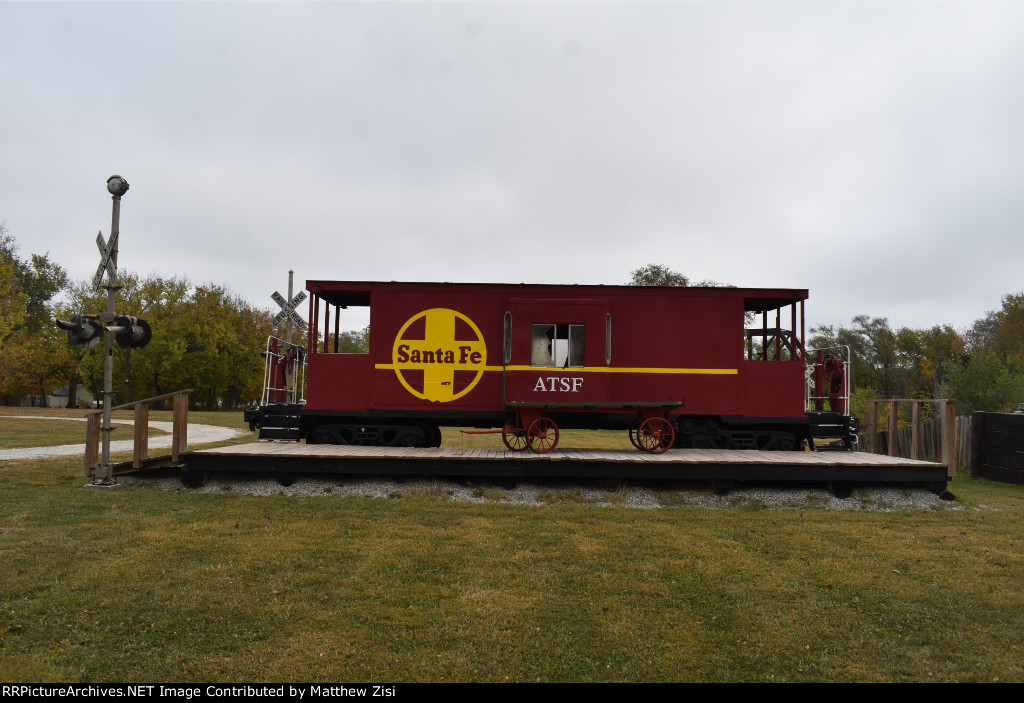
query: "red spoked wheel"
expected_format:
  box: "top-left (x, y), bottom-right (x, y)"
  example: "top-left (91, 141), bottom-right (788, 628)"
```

top-left (628, 419), bottom-right (642, 449)
top-left (502, 420), bottom-right (528, 451)
top-left (527, 417), bottom-right (559, 454)
top-left (637, 417), bottom-right (675, 454)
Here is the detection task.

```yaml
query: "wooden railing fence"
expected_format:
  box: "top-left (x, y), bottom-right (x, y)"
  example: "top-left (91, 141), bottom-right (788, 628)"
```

top-left (865, 399), bottom-right (958, 476)
top-left (83, 389), bottom-right (191, 477)
top-left (864, 416), bottom-right (972, 468)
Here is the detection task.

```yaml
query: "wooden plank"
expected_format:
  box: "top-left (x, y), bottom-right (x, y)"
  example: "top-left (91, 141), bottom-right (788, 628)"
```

top-left (979, 464), bottom-right (1024, 484)
top-left (980, 445), bottom-right (1024, 473)
top-left (983, 413), bottom-right (1024, 434)
top-left (911, 401), bottom-right (921, 461)
top-left (188, 443), bottom-right (945, 471)
top-left (979, 429), bottom-right (1024, 451)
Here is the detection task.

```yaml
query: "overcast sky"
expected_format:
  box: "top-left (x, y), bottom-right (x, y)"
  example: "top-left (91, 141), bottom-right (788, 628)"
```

top-left (2, 1), bottom-right (1022, 334)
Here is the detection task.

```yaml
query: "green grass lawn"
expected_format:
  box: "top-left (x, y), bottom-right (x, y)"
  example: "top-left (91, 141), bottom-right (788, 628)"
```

top-left (0, 418), bottom-right (172, 450)
top-left (1, 409), bottom-right (1022, 683)
top-left (0, 408), bottom-right (630, 452)
top-left (0, 408), bottom-right (252, 460)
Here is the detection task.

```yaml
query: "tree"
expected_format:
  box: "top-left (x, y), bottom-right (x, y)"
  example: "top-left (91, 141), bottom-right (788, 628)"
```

top-left (627, 264), bottom-right (689, 287)
top-left (0, 224), bottom-right (28, 351)
top-left (895, 325), bottom-right (963, 399)
top-left (0, 224), bottom-right (71, 404)
top-left (324, 326), bottom-right (369, 354)
top-left (66, 272), bottom-right (274, 410)
top-left (948, 349), bottom-right (1023, 414)
top-left (810, 317), bottom-right (895, 394)
top-left (985, 293), bottom-right (1024, 365)
top-left (947, 292), bottom-right (1024, 413)
top-left (815, 295), bottom-right (1023, 413)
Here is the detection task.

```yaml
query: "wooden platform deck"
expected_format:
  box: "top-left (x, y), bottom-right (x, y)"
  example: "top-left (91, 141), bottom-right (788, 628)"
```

top-left (183, 443), bottom-right (951, 486)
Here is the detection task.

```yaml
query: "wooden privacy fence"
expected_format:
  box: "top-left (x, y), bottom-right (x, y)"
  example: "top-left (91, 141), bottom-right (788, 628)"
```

top-left (865, 399), bottom-right (959, 476)
top-left (83, 390), bottom-right (191, 477)
top-left (969, 412), bottom-right (1024, 484)
top-left (871, 416), bottom-right (972, 468)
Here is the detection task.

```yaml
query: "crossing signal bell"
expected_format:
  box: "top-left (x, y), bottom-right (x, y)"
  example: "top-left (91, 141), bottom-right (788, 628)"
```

top-left (55, 315), bottom-right (151, 349)
top-left (56, 316), bottom-right (103, 348)
top-left (110, 316), bottom-right (152, 349)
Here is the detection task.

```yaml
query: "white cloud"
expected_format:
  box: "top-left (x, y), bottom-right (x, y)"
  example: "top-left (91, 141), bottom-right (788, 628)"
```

top-left (2, 1), bottom-right (1022, 333)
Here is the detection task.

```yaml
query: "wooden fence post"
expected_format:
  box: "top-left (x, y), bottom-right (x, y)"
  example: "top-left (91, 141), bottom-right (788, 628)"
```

top-left (869, 402), bottom-right (878, 454)
top-left (943, 401), bottom-right (957, 477)
top-left (970, 412), bottom-right (984, 478)
top-left (172, 391), bottom-right (189, 461)
top-left (84, 413), bottom-right (100, 478)
top-left (911, 401), bottom-right (921, 461)
top-left (78, 389), bottom-right (193, 479)
top-left (887, 401), bottom-right (897, 457)
top-left (133, 402), bottom-right (149, 469)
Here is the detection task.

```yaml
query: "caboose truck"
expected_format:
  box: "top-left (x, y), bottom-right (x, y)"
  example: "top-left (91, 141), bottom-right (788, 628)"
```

top-left (245, 281), bottom-right (859, 454)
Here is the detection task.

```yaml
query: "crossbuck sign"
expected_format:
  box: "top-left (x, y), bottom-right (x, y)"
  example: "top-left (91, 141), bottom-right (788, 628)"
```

top-left (92, 230), bottom-right (117, 289)
top-left (272, 290), bottom-right (307, 328)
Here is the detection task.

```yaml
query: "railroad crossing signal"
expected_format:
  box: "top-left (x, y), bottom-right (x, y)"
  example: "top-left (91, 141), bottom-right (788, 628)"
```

top-left (92, 230), bottom-right (118, 289)
top-left (272, 290), bottom-right (307, 329)
top-left (56, 315), bottom-right (104, 348)
top-left (111, 316), bottom-right (152, 349)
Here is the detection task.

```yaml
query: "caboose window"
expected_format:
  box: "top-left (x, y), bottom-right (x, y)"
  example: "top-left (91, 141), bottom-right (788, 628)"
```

top-left (313, 291), bottom-right (371, 354)
top-left (531, 323), bottom-right (585, 367)
top-left (743, 297), bottom-right (804, 362)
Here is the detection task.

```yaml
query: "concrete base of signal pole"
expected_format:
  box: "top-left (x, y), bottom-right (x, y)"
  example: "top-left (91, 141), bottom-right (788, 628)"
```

top-left (84, 477), bottom-right (123, 490)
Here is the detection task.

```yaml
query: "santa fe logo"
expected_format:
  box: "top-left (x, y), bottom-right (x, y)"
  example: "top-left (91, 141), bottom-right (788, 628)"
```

top-left (387, 308), bottom-right (487, 403)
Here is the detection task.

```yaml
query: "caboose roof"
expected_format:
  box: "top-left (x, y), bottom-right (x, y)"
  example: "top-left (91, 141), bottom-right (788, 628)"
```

top-left (306, 280), bottom-right (808, 312)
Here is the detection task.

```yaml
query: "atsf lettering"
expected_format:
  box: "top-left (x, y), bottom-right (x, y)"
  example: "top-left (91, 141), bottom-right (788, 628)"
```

top-left (533, 377), bottom-right (583, 392)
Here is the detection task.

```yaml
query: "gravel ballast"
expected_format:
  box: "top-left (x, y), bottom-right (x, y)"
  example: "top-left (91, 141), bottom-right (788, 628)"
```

top-left (116, 473), bottom-right (966, 512)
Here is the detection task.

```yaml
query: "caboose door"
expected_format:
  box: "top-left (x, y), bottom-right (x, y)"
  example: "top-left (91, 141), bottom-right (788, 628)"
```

top-left (503, 298), bottom-right (611, 406)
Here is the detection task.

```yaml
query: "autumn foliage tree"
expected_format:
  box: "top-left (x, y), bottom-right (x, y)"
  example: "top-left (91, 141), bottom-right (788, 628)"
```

top-left (0, 223), bottom-right (71, 404)
top-left (812, 296), bottom-right (1023, 415)
top-left (65, 272), bottom-right (275, 410)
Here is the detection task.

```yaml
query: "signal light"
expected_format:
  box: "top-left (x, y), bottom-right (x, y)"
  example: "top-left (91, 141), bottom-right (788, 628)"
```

top-left (110, 316), bottom-right (152, 349)
top-left (106, 174), bottom-right (129, 197)
top-left (56, 315), bottom-right (104, 348)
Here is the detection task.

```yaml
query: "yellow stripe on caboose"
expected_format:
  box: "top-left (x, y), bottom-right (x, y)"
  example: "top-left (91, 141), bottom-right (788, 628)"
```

top-left (501, 365), bottom-right (738, 374)
top-left (374, 364), bottom-right (738, 375)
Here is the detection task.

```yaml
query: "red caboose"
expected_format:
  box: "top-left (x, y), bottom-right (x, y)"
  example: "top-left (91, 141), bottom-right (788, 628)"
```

top-left (246, 281), bottom-right (857, 453)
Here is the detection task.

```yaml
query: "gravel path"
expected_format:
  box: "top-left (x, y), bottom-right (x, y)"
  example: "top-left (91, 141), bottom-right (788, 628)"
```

top-left (0, 416), bottom-right (243, 461)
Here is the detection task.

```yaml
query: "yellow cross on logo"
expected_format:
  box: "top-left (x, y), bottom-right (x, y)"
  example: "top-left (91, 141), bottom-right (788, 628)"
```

top-left (389, 308), bottom-right (487, 402)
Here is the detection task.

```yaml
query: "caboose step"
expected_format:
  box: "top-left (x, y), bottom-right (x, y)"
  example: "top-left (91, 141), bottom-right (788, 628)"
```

top-left (254, 403), bottom-right (303, 442)
top-left (806, 411), bottom-right (857, 452)
top-left (809, 439), bottom-right (853, 451)
top-left (259, 427), bottom-right (302, 441)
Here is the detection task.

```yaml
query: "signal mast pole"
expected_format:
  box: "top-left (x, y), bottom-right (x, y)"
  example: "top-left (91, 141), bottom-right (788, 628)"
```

top-left (286, 270), bottom-right (295, 344)
top-left (97, 175), bottom-right (129, 485)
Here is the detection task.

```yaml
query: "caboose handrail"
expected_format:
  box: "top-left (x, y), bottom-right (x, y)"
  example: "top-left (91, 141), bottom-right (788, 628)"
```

top-left (260, 335), bottom-right (307, 407)
top-left (805, 345), bottom-right (851, 416)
